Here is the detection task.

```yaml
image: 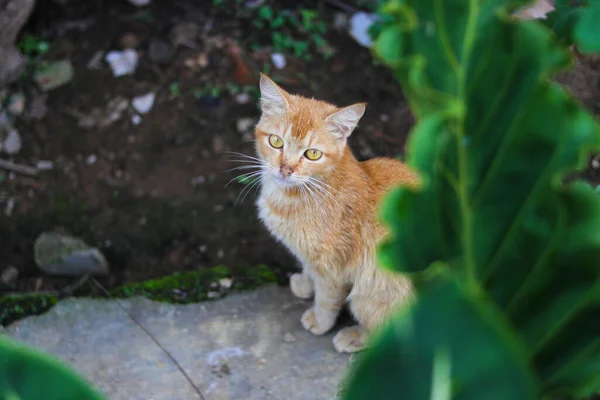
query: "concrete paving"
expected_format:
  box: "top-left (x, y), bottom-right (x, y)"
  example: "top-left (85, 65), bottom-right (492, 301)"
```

top-left (3, 285), bottom-right (350, 400)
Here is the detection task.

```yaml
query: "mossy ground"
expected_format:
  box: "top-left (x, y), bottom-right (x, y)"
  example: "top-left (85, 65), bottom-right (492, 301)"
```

top-left (0, 294), bottom-right (59, 327)
top-left (1, 264), bottom-right (281, 327)
top-left (110, 264), bottom-right (281, 303)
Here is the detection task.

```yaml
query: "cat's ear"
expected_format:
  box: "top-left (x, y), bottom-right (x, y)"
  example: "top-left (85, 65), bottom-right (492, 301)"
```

top-left (325, 103), bottom-right (366, 139)
top-left (259, 73), bottom-right (290, 116)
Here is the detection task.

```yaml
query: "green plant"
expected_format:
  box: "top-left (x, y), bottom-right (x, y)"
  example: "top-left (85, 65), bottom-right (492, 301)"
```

top-left (542, 0), bottom-right (600, 52)
top-left (344, 0), bottom-right (600, 399)
top-left (0, 336), bottom-right (104, 399)
top-left (17, 34), bottom-right (49, 58)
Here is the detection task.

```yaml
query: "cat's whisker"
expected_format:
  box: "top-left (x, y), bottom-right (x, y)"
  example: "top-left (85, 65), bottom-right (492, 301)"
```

top-left (221, 152), bottom-right (263, 163)
top-left (225, 170), bottom-right (265, 188)
top-left (303, 180), bottom-right (326, 211)
top-left (307, 178), bottom-right (342, 210)
top-left (235, 172), bottom-right (265, 207)
top-left (223, 164), bottom-right (266, 173)
top-left (240, 175), bottom-right (263, 205)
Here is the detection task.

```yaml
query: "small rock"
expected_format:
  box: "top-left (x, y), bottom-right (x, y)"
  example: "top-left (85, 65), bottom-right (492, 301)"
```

top-left (245, 0), bottom-right (266, 8)
top-left (1, 266), bottom-right (18, 285)
top-left (132, 92), bottom-right (156, 114)
top-left (127, 0), bottom-right (151, 6)
top-left (85, 154), bottom-right (97, 165)
top-left (120, 33), bottom-right (140, 49)
top-left (148, 38), bottom-right (175, 65)
top-left (36, 160), bottom-right (55, 170)
top-left (284, 332), bottom-right (296, 343)
top-left (192, 176), bottom-right (205, 186)
top-left (0, 122), bottom-right (22, 155)
top-left (4, 198), bottom-right (15, 216)
top-left (105, 49), bottom-right (138, 77)
top-left (349, 12), bottom-right (379, 48)
top-left (219, 278), bottom-right (232, 289)
top-left (217, 249), bottom-right (225, 259)
top-left (131, 114), bottom-right (142, 125)
top-left (103, 96), bottom-right (129, 127)
top-left (34, 232), bottom-right (109, 276)
top-left (235, 93), bottom-right (250, 104)
top-left (7, 92), bottom-right (25, 115)
top-left (33, 60), bottom-right (74, 91)
top-left (271, 53), bottom-right (286, 69)
top-left (87, 50), bottom-right (105, 70)
top-left (207, 291), bottom-right (220, 299)
top-left (513, 0), bottom-right (554, 19)
top-left (236, 118), bottom-right (255, 133)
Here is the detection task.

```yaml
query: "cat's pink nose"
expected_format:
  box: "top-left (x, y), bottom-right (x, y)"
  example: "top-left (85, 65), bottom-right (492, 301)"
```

top-left (280, 165), bottom-right (294, 177)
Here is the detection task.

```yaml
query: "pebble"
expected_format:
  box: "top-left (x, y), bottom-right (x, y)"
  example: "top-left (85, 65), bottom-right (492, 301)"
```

top-left (219, 278), bottom-right (232, 289)
top-left (1, 266), bottom-right (18, 284)
top-left (207, 291), bottom-right (220, 299)
top-left (271, 53), bottom-right (286, 69)
top-left (192, 176), bottom-right (205, 185)
top-left (284, 332), bottom-right (296, 343)
top-left (236, 118), bottom-right (255, 133)
top-left (235, 93), bottom-right (250, 104)
top-left (33, 60), bottom-right (74, 91)
top-left (0, 124), bottom-right (22, 155)
top-left (105, 50), bottom-right (138, 77)
top-left (132, 92), bottom-right (156, 114)
top-left (7, 92), bottom-right (25, 115)
top-left (36, 160), bottom-right (55, 170)
top-left (85, 154), bottom-right (98, 165)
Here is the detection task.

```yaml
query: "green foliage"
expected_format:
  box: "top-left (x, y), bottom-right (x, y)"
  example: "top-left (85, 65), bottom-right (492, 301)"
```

top-left (111, 265), bottom-right (278, 303)
top-left (543, 0), bottom-right (600, 53)
top-left (345, 273), bottom-right (539, 400)
top-left (212, 0), bottom-right (333, 60)
top-left (17, 34), bottom-right (49, 57)
top-left (0, 336), bottom-right (104, 399)
top-left (0, 294), bottom-right (58, 327)
top-left (346, 0), bottom-right (600, 398)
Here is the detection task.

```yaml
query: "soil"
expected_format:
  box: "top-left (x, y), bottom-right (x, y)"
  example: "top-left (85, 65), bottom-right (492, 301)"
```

top-left (0, 0), bottom-right (599, 298)
top-left (0, 0), bottom-right (414, 295)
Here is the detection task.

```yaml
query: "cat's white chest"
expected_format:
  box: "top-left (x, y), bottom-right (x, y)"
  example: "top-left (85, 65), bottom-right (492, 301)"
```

top-left (256, 192), bottom-right (313, 263)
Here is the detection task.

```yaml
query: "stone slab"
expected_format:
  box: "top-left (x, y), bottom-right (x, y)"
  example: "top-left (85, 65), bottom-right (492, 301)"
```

top-left (3, 285), bottom-right (349, 400)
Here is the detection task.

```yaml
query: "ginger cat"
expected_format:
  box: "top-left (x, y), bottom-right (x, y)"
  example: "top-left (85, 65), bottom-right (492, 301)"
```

top-left (252, 74), bottom-right (419, 353)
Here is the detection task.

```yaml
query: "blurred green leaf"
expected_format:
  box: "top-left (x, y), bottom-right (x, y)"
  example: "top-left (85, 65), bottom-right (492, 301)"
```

top-left (345, 274), bottom-right (538, 400)
top-left (542, 0), bottom-right (600, 53)
top-left (0, 336), bottom-right (105, 399)
top-left (347, 0), bottom-right (600, 397)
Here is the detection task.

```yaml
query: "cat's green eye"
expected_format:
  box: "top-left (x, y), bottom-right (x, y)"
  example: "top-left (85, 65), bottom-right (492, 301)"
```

top-left (304, 149), bottom-right (322, 161)
top-left (269, 135), bottom-right (284, 149)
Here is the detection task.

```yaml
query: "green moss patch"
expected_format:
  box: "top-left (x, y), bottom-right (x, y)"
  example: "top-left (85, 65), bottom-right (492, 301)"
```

top-left (1, 265), bottom-right (280, 327)
top-left (110, 264), bottom-right (279, 303)
top-left (0, 294), bottom-right (59, 327)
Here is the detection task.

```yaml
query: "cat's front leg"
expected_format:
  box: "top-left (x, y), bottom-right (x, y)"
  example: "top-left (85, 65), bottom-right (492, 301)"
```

top-left (290, 270), bottom-right (314, 299)
top-left (301, 278), bottom-right (348, 335)
top-left (333, 325), bottom-right (368, 353)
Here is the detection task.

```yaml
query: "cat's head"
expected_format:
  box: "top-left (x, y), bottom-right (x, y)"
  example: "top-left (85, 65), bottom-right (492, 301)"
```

top-left (254, 74), bottom-right (365, 188)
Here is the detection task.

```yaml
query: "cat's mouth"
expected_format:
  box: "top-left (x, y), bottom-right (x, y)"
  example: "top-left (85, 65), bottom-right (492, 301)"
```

top-left (272, 172), bottom-right (302, 188)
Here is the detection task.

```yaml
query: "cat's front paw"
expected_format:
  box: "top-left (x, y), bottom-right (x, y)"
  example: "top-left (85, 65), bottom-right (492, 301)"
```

top-left (290, 273), bottom-right (314, 299)
top-left (301, 307), bottom-right (335, 335)
top-left (333, 325), bottom-right (368, 353)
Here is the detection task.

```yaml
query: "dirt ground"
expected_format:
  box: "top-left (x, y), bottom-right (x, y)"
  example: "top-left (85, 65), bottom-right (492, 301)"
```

top-left (0, 0), bottom-right (599, 297)
top-left (0, 0), bottom-right (416, 295)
